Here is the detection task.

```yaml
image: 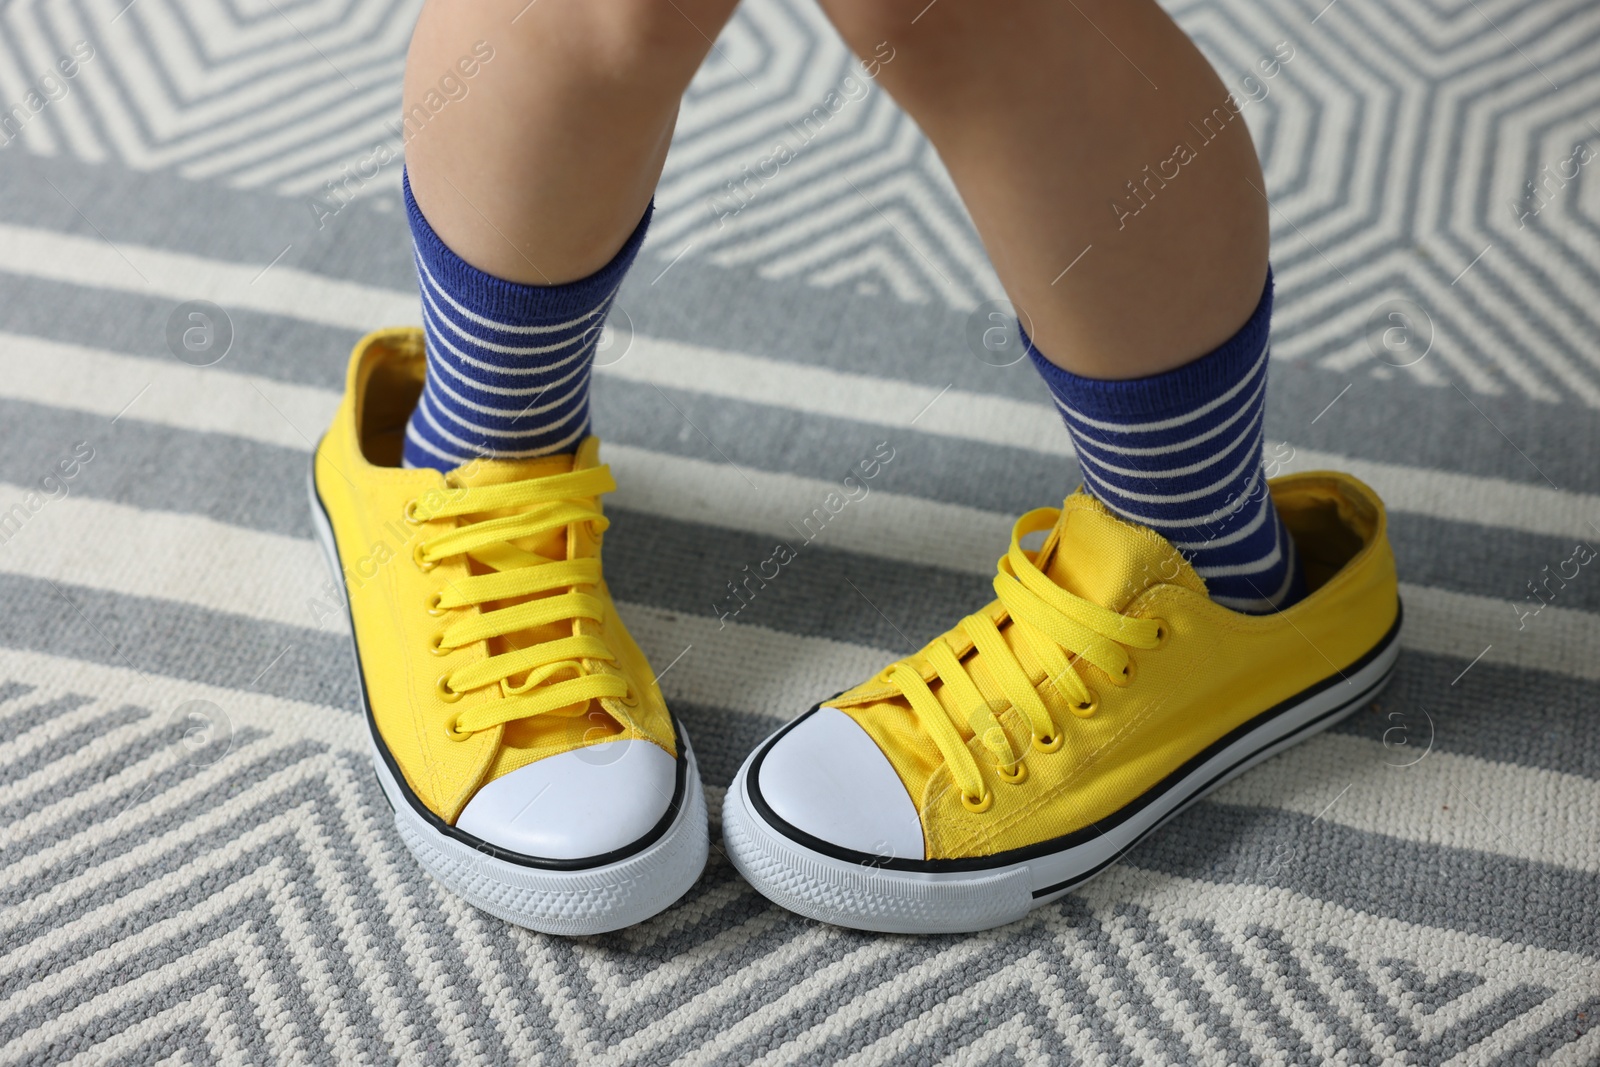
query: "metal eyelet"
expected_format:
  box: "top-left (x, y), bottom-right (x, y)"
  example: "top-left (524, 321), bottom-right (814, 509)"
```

top-left (1071, 695), bottom-right (1098, 719)
top-left (428, 632), bottom-right (449, 657)
top-left (444, 716), bottom-right (471, 741)
top-left (1119, 659), bottom-right (1136, 686)
top-left (997, 761), bottom-right (1028, 785)
top-left (403, 499), bottom-right (423, 525)
top-left (413, 543), bottom-right (437, 572)
top-left (618, 684), bottom-right (640, 708)
top-left (425, 592), bottom-right (446, 616)
top-left (1151, 619), bottom-right (1170, 649)
top-left (960, 789), bottom-right (993, 813)
top-left (1032, 731), bottom-right (1065, 753)
top-left (435, 674), bottom-right (462, 703)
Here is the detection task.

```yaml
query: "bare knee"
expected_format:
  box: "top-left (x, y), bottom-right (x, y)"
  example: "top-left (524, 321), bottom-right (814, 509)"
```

top-left (526, 0), bottom-right (738, 78)
top-left (814, 0), bottom-right (991, 106)
top-left (817, 0), bottom-right (933, 43)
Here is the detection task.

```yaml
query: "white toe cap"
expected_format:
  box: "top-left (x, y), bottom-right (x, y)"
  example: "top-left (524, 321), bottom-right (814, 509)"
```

top-left (456, 738), bottom-right (677, 860)
top-left (754, 706), bottom-right (924, 862)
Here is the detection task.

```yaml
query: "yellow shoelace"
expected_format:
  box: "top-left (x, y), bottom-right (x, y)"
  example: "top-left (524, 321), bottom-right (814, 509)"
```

top-left (408, 464), bottom-right (628, 739)
top-left (884, 507), bottom-right (1163, 811)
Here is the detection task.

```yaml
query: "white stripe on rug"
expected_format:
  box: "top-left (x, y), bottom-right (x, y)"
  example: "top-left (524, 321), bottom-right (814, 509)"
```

top-left (1, 330), bottom-right (1597, 550)
top-left (2, 230), bottom-right (1596, 542)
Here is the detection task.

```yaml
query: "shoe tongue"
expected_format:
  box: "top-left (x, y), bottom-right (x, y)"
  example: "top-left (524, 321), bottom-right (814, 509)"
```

top-left (440, 451), bottom-right (597, 744)
top-left (444, 451), bottom-right (585, 570)
top-left (1040, 491), bottom-right (1208, 611)
top-left (447, 452), bottom-right (576, 489)
top-left (867, 491), bottom-right (1206, 772)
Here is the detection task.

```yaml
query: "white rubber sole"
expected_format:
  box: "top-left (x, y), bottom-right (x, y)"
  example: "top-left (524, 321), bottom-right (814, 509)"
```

top-left (371, 736), bottom-right (709, 936)
top-left (309, 460), bottom-right (709, 935)
top-left (724, 625), bottom-right (1400, 935)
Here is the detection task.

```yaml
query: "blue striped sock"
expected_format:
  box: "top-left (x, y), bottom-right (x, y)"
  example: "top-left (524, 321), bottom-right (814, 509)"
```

top-left (1025, 272), bottom-right (1307, 614)
top-left (401, 171), bottom-right (650, 471)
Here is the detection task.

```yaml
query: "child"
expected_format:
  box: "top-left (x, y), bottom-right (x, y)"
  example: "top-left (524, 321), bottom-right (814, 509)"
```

top-left (312, 0), bottom-right (1399, 934)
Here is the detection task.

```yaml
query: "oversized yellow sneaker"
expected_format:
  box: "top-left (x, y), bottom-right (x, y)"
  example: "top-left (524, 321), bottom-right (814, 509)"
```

top-left (311, 329), bottom-right (708, 935)
top-left (724, 474), bottom-right (1401, 933)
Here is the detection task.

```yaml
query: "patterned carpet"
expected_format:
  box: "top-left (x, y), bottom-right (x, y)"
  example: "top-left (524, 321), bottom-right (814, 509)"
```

top-left (2, 0), bottom-right (1599, 1063)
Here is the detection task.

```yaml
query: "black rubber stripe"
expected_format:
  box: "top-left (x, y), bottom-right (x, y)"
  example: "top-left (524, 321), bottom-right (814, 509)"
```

top-left (747, 602), bottom-right (1405, 875)
top-left (1028, 662), bottom-right (1395, 898)
top-left (312, 454), bottom-right (690, 872)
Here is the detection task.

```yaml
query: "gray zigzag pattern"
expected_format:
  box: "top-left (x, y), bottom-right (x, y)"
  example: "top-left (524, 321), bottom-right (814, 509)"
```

top-left (0, 0), bottom-right (417, 191)
top-left (1175, 0), bottom-right (1600, 407)
top-left (1, 678), bottom-right (1592, 1065)
top-left (650, 0), bottom-right (1000, 309)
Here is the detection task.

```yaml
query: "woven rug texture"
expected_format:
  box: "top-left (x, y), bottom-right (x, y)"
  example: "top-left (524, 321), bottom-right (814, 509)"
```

top-left (0, 0), bottom-right (1597, 1063)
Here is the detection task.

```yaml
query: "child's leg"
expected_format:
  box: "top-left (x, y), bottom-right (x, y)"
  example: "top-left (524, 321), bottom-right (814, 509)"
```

top-left (724, 3), bottom-right (1401, 931)
top-left (819, 0), bottom-right (1266, 377)
top-left (401, 0), bottom-right (739, 468)
top-left (405, 0), bottom-right (738, 284)
top-left (821, 0), bottom-right (1298, 612)
top-left (313, 2), bottom-right (739, 934)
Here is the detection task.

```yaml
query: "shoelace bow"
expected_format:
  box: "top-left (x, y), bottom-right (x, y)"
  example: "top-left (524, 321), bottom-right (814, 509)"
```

top-left (885, 507), bottom-right (1163, 811)
top-left (409, 464), bottom-right (628, 739)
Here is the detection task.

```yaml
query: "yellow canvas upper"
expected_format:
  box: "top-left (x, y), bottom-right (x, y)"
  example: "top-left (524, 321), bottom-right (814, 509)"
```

top-left (314, 328), bottom-right (675, 824)
top-left (829, 473), bottom-right (1399, 861)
